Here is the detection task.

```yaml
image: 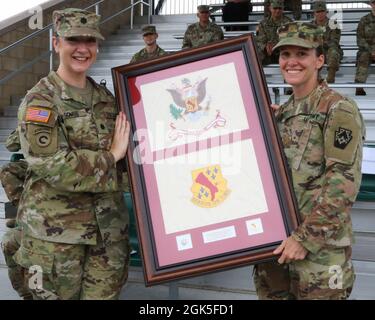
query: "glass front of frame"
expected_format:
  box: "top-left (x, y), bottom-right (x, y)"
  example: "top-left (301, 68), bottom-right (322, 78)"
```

top-left (126, 50), bottom-right (288, 268)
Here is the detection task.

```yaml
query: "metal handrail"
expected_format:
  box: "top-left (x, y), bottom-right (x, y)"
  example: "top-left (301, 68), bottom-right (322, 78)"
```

top-left (154, 0), bottom-right (165, 15)
top-left (101, 0), bottom-right (150, 28)
top-left (0, 0), bottom-right (151, 86)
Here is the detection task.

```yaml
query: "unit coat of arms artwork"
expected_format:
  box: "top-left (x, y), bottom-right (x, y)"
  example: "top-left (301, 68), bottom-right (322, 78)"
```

top-left (112, 35), bottom-right (300, 285)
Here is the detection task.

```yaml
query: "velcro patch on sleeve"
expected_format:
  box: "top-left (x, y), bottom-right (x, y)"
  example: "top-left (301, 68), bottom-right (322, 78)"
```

top-left (26, 107), bottom-right (51, 123)
top-left (325, 105), bottom-right (360, 165)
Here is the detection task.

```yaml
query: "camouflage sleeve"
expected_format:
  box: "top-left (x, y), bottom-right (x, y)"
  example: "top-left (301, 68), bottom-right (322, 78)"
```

top-left (182, 27), bottom-right (192, 49)
top-left (292, 101), bottom-right (364, 254)
top-left (256, 22), bottom-right (267, 53)
top-left (356, 18), bottom-right (370, 51)
top-left (130, 53), bottom-right (138, 64)
top-left (18, 101), bottom-right (120, 194)
top-left (214, 25), bottom-right (224, 41)
top-left (5, 128), bottom-right (21, 152)
top-left (327, 26), bottom-right (341, 48)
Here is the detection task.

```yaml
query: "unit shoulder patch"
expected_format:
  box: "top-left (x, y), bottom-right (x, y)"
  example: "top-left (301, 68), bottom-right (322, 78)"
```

top-left (334, 127), bottom-right (353, 150)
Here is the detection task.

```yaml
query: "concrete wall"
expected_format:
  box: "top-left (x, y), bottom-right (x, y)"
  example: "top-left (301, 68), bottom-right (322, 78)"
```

top-left (0, 0), bottom-right (133, 112)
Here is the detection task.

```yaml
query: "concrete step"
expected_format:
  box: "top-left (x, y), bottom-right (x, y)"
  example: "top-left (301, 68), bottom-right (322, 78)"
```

top-left (100, 45), bottom-right (181, 53)
top-left (104, 39), bottom-right (181, 47)
top-left (0, 151), bottom-right (13, 161)
top-left (353, 232), bottom-right (375, 262)
top-left (116, 28), bottom-right (188, 35)
top-left (92, 59), bottom-right (130, 68)
top-left (147, 14), bottom-right (197, 24)
top-left (108, 34), bottom-right (183, 42)
top-left (0, 187), bottom-right (8, 203)
top-left (0, 144), bottom-right (10, 152)
top-left (0, 118), bottom-right (18, 129)
top-left (97, 52), bottom-right (136, 59)
top-left (2, 106), bottom-right (19, 117)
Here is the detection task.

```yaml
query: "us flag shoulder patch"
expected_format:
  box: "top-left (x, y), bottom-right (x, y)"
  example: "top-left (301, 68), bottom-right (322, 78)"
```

top-left (26, 107), bottom-right (51, 123)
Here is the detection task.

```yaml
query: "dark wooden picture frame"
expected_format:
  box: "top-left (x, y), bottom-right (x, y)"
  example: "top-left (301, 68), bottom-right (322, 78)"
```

top-left (112, 34), bottom-right (299, 286)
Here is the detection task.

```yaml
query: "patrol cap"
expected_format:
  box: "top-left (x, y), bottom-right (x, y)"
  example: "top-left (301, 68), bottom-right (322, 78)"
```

top-left (273, 21), bottom-right (324, 51)
top-left (142, 25), bottom-right (157, 36)
top-left (271, 0), bottom-right (284, 9)
top-left (313, 1), bottom-right (327, 12)
top-left (197, 5), bottom-right (210, 12)
top-left (53, 8), bottom-right (104, 40)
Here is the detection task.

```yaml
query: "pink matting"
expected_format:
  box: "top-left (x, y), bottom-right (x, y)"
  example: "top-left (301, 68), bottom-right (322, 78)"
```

top-left (129, 51), bottom-right (287, 267)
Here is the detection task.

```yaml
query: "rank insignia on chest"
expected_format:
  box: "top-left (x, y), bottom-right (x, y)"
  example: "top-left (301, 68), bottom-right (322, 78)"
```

top-left (334, 127), bottom-right (353, 149)
top-left (26, 107), bottom-right (51, 123)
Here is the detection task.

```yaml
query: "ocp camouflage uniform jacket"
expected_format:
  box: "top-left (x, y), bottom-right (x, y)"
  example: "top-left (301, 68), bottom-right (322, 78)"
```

top-left (311, 18), bottom-right (343, 58)
top-left (256, 15), bottom-right (292, 53)
top-left (182, 22), bottom-right (224, 49)
top-left (17, 71), bottom-right (129, 246)
top-left (275, 81), bottom-right (365, 255)
top-left (356, 13), bottom-right (375, 52)
top-left (130, 45), bottom-right (167, 63)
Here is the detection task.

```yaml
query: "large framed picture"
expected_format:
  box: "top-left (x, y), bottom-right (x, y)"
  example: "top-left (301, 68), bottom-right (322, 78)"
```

top-left (112, 34), bottom-right (300, 286)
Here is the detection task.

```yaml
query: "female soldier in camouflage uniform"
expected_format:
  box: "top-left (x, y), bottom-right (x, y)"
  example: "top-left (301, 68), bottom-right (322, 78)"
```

top-left (253, 22), bottom-right (365, 300)
top-left (13, 8), bottom-right (131, 300)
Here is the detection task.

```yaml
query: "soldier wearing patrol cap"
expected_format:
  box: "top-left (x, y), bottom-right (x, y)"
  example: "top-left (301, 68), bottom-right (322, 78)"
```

top-left (311, 1), bottom-right (343, 83)
top-left (182, 5), bottom-right (224, 49)
top-left (264, 0), bottom-right (302, 20)
top-left (12, 8), bottom-right (131, 300)
top-left (253, 21), bottom-right (365, 300)
top-left (256, 0), bottom-right (292, 65)
top-left (130, 25), bottom-right (167, 63)
top-left (354, 0), bottom-right (375, 95)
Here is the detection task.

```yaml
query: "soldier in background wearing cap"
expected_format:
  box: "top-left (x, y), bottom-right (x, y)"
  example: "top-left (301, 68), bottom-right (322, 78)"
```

top-left (264, 0), bottom-right (302, 20)
top-left (130, 25), bottom-right (167, 63)
top-left (354, 0), bottom-right (375, 95)
top-left (311, 1), bottom-right (343, 83)
top-left (182, 5), bottom-right (224, 49)
top-left (256, 0), bottom-right (292, 65)
top-left (12, 8), bottom-right (131, 300)
top-left (253, 22), bottom-right (365, 299)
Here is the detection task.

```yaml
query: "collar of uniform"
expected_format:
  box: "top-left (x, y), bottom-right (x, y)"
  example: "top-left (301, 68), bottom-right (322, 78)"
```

top-left (312, 17), bottom-right (329, 27)
top-left (48, 71), bottom-right (111, 105)
top-left (280, 80), bottom-right (328, 118)
top-left (269, 16), bottom-right (285, 24)
top-left (48, 71), bottom-right (87, 105)
top-left (87, 76), bottom-right (113, 105)
top-left (197, 21), bottom-right (213, 31)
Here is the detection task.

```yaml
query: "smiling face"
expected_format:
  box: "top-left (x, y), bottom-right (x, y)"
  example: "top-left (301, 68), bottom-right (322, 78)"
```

top-left (197, 10), bottom-right (210, 24)
top-left (53, 36), bottom-right (98, 77)
top-left (279, 46), bottom-right (324, 97)
top-left (143, 33), bottom-right (158, 46)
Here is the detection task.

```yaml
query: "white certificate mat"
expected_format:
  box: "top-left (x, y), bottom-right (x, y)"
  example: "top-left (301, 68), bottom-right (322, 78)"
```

top-left (153, 139), bottom-right (268, 234)
top-left (140, 62), bottom-right (249, 151)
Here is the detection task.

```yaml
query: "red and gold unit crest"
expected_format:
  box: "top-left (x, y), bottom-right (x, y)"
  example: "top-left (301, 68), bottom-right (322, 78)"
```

top-left (191, 165), bottom-right (230, 208)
